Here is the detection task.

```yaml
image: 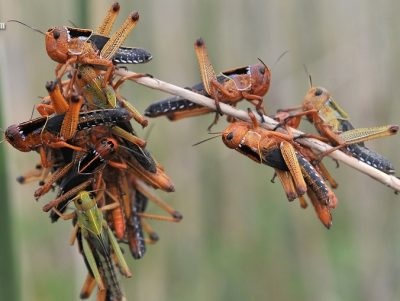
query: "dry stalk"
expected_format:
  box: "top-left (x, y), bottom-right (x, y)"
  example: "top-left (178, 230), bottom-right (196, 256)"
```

top-left (115, 69), bottom-right (400, 193)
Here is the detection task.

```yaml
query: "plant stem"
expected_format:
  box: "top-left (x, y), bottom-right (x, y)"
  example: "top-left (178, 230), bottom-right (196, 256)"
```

top-left (115, 69), bottom-right (400, 193)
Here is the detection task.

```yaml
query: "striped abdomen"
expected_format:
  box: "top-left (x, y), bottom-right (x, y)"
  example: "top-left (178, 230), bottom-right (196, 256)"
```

top-left (127, 189), bottom-right (148, 259)
top-left (346, 144), bottom-right (395, 174)
top-left (145, 97), bottom-right (203, 117)
top-left (340, 120), bottom-right (395, 174)
top-left (113, 47), bottom-right (152, 64)
top-left (96, 251), bottom-right (124, 301)
top-left (296, 152), bottom-right (335, 207)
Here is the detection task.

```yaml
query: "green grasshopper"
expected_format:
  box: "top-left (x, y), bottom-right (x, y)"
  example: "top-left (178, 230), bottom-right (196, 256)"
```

top-left (77, 229), bottom-right (127, 301)
top-left (53, 190), bottom-right (132, 298)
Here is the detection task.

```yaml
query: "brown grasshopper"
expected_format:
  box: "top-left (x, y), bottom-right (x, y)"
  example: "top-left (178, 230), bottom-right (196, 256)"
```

top-left (5, 108), bottom-right (132, 167)
top-left (222, 110), bottom-right (337, 228)
top-left (145, 38), bottom-right (271, 129)
top-left (39, 2), bottom-right (149, 143)
top-left (45, 2), bottom-right (144, 83)
top-left (71, 1), bottom-right (150, 127)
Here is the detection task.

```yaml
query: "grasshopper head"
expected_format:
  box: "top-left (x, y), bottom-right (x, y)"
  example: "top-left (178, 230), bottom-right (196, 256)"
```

top-left (249, 59), bottom-right (271, 97)
top-left (45, 26), bottom-right (70, 63)
top-left (96, 137), bottom-right (119, 159)
top-left (222, 122), bottom-right (250, 150)
top-left (73, 191), bottom-right (96, 211)
top-left (5, 124), bottom-right (32, 152)
top-left (302, 86), bottom-right (330, 111)
top-left (45, 26), bottom-right (92, 62)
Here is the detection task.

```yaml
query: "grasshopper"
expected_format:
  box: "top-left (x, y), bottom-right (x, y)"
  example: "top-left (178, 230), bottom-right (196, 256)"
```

top-left (5, 108), bottom-right (132, 168)
top-left (101, 168), bottom-right (181, 258)
top-left (222, 110), bottom-right (337, 228)
top-left (44, 2), bottom-right (151, 82)
top-left (144, 37), bottom-right (271, 129)
top-left (37, 68), bottom-right (148, 145)
top-left (277, 86), bottom-right (398, 174)
top-left (54, 190), bottom-right (131, 299)
top-left (72, 2), bottom-right (149, 127)
top-left (39, 137), bottom-right (125, 218)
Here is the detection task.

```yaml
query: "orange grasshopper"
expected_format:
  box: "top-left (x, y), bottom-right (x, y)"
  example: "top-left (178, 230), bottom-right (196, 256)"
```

top-left (36, 2), bottom-right (149, 145)
top-left (276, 86), bottom-right (398, 174)
top-left (145, 38), bottom-right (271, 129)
top-left (44, 2), bottom-right (148, 83)
top-left (222, 110), bottom-right (337, 228)
top-left (70, 1), bottom-right (150, 127)
top-left (9, 2), bottom-right (152, 82)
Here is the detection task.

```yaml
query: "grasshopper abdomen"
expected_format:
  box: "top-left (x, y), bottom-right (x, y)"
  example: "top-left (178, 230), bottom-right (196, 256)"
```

top-left (296, 152), bottom-right (335, 207)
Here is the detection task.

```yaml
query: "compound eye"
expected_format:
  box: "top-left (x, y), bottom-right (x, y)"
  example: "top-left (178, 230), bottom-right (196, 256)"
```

top-left (6, 133), bottom-right (14, 142)
top-left (258, 66), bottom-right (265, 74)
top-left (226, 132), bottom-right (234, 141)
top-left (53, 30), bottom-right (60, 39)
top-left (314, 88), bottom-right (323, 96)
top-left (77, 199), bottom-right (83, 205)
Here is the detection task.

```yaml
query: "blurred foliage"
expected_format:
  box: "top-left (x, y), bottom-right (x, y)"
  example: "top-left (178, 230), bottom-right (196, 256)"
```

top-left (1, 0), bottom-right (400, 301)
top-left (0, 66), bottom-right (19, 300)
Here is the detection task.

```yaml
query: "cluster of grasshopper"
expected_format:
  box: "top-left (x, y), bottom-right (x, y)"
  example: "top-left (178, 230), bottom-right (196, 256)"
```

top-left (6, 3), bottom-right (182, 301)
top-left (5, 1), bottom-right (399, 300)
top-left (145, 38), bottom-right (398, 229)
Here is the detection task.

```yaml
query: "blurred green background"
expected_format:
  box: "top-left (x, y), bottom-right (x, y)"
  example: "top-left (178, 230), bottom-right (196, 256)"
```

top-left (1, 0), bottom-right (400, 300)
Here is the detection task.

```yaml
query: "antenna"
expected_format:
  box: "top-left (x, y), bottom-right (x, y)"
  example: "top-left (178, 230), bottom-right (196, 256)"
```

top-left (192, 132), bottom-right (222, 146)
top-left (302, 64), bottom-right (313, 87)
top-left (7, 20), bottom-right (45, 35)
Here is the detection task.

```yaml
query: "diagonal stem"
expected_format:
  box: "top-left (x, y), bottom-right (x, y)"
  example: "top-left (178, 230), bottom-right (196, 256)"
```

top-left (115, 69), bottom-right (400, 193)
